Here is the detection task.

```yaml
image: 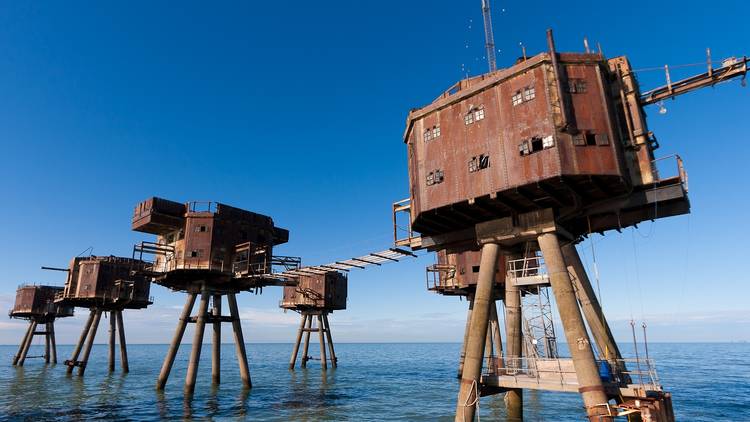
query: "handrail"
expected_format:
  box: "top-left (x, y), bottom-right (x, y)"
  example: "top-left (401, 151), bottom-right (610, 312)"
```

top-left (652, 154), bottom-right (688, 192)
top-left (392, 198), bottom-right (414, 246)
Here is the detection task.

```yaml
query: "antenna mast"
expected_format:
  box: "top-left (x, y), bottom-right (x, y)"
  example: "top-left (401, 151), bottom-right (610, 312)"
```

top-left (481, 0), bottom-right (497, 72)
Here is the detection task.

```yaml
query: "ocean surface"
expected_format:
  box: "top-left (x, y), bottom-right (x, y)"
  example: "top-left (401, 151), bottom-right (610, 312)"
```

top-left (0, 342), bottom-right (748, 421)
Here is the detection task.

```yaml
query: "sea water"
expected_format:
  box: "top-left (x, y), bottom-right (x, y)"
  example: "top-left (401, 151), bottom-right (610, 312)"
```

top-left (0, 343), bottom-right (748, 421)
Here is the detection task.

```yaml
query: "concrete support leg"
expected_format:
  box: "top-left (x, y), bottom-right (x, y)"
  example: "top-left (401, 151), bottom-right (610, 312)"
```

top-left (301, 314), bottom-right (312, 368)
top-left (17, 321), bottom-right (38, 367)
top-left (78, 310), bottom-right (103, 376)
top-left (289, 314), bottom-right (307, 369)
top-left (538, 233), bottom-right (612, 422)
top-left (44, 323), bottom-right (51, 364)
top-left (317, 315), bottom-right (327, 370)
top-left (68, 310), bottom-right (96, 374)
top-left (109, 311), bottom-right (117, 372)
top-left (562, 244), bottom-right (623, 366)
top-left (489, 302), bottom-right (504, 369)
top-left (505, 260), bottom-right (523, 421)
top-left (49, 322), bottom-right (58, 364)
top-left (212, 295), bottom-right (222, 384)
top-left (457, 294), bottom-right (475, 378)
top-left (455, 243), bottom-right (500, 422)
top-left (185, 288), bottom-right (210, 394)
top-left (323, 314), bottom-right (337, 368)
top-left (157, 293), bottom-right (196, 390)
top-left (227, 293), bottom-right (251, 389)
top-left (116, 311), bottom-right (129, 372)
top-left (13, 322), bottom-right (34, 366)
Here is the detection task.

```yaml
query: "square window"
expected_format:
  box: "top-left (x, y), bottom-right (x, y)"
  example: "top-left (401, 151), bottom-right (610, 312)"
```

top-left (512, 92), bottom-right (523, 106)
top-left (523, 86), bottom-right (536, 101)
top-left (519, 141), bottom-right (530, 156)
top-left (464, 113), bottom-right (474, 125)
top-left (424, 129), bottom-right (432, 142)
top-left (475, 108), bottom-right (485, 121)
top-left (596, 133), bottom-right (610, 145)
top-left (573, 134), bottom-right (586, 146)
top-left (191, 250), bottom-right (199, 258)
top-left (585, 133), bottom-right (597, 146)
top-left (542, 135), bottom-right (555, 149)
top-left (433, 125), bottom-right (441, 138)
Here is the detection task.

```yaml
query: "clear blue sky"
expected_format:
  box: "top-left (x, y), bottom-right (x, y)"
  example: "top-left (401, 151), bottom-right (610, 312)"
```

top-left (0, 1), bottom-right (748, 345)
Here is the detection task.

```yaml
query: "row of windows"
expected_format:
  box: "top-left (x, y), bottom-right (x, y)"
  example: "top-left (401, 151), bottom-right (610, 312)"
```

top-left (519, 135), bottom-right (555, 156)
top-left (573, 132), bottom-right (609, 146)
top-left (426, 169), bottom-right (445, 186)
top-left (464, 106), bottom-right (485, 125)
top-left (568, 79), bottom-right (587, 94)
top-left (512, 86), bottom-right (536, 106)
top-left (423, 125), bottom-right (441, 142)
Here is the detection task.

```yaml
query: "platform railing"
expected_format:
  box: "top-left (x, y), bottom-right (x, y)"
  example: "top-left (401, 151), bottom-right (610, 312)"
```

top-left (392, 198), bottom-right (415, 247)
top-left (483, 356), bottom-right (662, 390)
top-left (652, 154), bottom-right (688, 192)
top-left (425, 264), bottom-right (458, 291)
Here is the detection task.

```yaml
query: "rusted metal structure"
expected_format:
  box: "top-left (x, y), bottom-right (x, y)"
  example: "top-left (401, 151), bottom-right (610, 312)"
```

top-left (393, 26), bottom-right (747, 422)
top-left (132, 197), bottom-right (296, 393)
top-left (9, 285), bottom-right (73, 366)
top-left (48, 255), bottom-right (152, 375)
top-left (281, 271), bottom-right (347, 370)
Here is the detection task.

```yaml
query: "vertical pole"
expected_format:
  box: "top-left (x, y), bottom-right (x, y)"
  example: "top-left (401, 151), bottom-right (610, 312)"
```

top-left (227, 293), bottom-right (251, 389)
top-left (157, 293), bottom-right (196, 390)
top-left (455, 242), bottom-right (500, 422)
top-left (562, 244), bottom-right (623, 365)
top-left (317, 315), bottom-right (327, 370)
top-left (185, 288), bottom-right (210, 394)
top-left (505, 256), bottom-right (523, 420)
top-left (13, 322), bottom-right (34, 365)
top-left (538, 233), bottom-right (612, 422)
top-left (301, 313), bottom-right (312, 368)
top-left (484, 315), bottom-right (494, 369)
top-left (289, 313), bottom-right (307, 369)
top-left (50, 321), bottom-right (58, 364)
top-left (78, 309), bottom-right (103, 376)
top-left (323, 313), bottom-right (337, 368)
top-left (489, 301), bottom-right (503, 368)
top-left (457, 294), bottom-right (475, 378)
top-left (116, 311), bottom-right (129, 372)
top-left (44, 322), bottom-right (51, 364)
top-left (17, 321), bottom-right (38, 367)
top-left (68, 309), bottom-right (96, 374)
top-left (212, 294), bottom-right (222, 384)
top-left (109, 311), bottom-right (117, 372)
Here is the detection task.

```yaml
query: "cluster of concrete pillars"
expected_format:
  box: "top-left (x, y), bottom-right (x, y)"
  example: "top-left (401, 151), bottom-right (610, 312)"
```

top-left (65, 309), bottom-right (128, 376)
top-left (12, 320), bottom-right (57, 366)
top-left (457, 295), bottom-right (503, 378)
top-left (156, 288), bottom-right (251, 394)
top-left (455, 233), bottom-right (621, 422)
top-left (289, 312), bottom-right (337, 370)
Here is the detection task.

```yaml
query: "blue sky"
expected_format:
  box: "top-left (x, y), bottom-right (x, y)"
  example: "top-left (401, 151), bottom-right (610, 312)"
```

top-left (0, 1), bottom-right (748, 345)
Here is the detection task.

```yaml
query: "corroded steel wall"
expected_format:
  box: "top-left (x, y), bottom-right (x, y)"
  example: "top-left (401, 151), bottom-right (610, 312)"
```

top-left (281, 272), bottom-right (347, 311)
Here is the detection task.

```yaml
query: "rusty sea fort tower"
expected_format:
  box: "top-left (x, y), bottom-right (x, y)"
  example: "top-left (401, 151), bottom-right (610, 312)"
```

top-left (391, 17), bottom-right (747, 422)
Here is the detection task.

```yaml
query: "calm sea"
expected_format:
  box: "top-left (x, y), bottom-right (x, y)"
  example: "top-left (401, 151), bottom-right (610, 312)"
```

top-left (0, 343), bottom-right (748, 421)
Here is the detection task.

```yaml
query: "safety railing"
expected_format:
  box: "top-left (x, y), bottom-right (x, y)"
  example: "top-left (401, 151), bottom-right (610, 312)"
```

top-left (392, 198), bottom-right (415, 247)
top-left (483, 357), bottom-right (662, 391)
top-left (652, 154), bottom-right (688, 192)
top-left (426, 264), bottom-right (458, 291)
top-left (187, 201), bottom-right (218, 213)
top-left (506, 255), bottom-right (550, 286)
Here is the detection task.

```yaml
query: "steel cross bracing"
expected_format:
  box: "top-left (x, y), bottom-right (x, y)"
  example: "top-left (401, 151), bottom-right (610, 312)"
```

top-left (259, 248), bottom-right (417, 279)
